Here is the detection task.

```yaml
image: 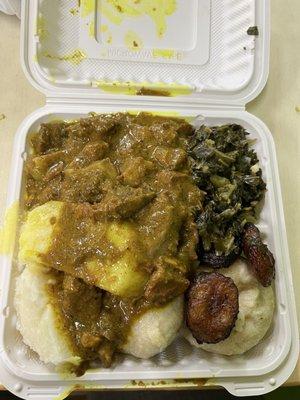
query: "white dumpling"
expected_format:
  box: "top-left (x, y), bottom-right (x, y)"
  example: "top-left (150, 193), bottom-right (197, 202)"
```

top-left (121, 296), bottom-right (184, 359)
top-left (15, 264), bottom-right (81, 366)
top-left (185, 259), bottom-right (275, 355)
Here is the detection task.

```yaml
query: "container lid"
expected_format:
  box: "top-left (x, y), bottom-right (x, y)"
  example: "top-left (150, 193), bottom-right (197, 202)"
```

top-left (22, 0), bottom-right (270, 106)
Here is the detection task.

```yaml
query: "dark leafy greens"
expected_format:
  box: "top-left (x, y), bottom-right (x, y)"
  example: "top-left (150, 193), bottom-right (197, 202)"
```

top-left (188, 124), bottom-right (266, 259)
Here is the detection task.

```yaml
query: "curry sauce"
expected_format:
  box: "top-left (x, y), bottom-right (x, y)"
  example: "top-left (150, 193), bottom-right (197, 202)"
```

top-left (24, 112), bottom-right (202, 371)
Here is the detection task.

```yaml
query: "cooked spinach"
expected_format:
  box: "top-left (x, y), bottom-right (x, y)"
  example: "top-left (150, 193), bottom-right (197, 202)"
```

top-left (189, 124), bottom-right (266, 256)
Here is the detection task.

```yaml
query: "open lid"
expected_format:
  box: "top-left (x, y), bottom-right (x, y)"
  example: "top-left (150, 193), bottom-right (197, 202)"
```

top-left (21, 0), bottom-right (269, 107)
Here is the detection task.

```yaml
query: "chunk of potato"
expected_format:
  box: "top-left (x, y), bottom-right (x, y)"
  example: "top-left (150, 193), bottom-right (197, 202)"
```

top-left (88, 221), bottom-right (148, 296)
top-left (86, 252), bottom-right (148, 297)
top-left (19, 201), bottom-right (148, 297)
top-left (18, 201), bottom-right (64, 265)
top-left (106, 221), bottom-right (137, 251)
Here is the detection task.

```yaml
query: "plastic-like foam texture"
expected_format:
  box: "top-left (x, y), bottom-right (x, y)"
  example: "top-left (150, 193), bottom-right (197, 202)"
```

top-left (36, 0), bottom-right (256, 91)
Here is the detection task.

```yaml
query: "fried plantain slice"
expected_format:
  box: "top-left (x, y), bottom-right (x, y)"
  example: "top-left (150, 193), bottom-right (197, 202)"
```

top-left (242, 223), bottom-right (275, 287)
top-left (186, 272), bottom-right (239, 344)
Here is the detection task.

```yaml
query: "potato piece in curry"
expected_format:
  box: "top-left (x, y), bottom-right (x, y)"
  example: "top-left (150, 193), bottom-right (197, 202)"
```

top-left (18, 112), bottom-right (202, 371)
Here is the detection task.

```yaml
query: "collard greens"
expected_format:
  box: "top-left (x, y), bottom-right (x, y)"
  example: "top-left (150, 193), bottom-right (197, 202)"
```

top-left (189, 124), bottom-right (266, 256)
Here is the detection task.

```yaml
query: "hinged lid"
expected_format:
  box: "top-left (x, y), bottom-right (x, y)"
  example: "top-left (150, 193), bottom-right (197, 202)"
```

top-left (21, 0), bottom-right (269, 107)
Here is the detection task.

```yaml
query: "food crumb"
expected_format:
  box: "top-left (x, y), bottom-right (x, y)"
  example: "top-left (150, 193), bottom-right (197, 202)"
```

top-left (125, 30), bottom-right (143, 51)
top-left (136, 87), bottom-right (170, 97)
top-left (295, 106), bottom-right (300, 112)
top-left (106, 34), bottom-right (112, 44)
top-left (0, 114), bottom-right (6, 121)
top-left (247, 26), bottom-right (259, 36)
top-left (70, 7), bottom-right (79, 15)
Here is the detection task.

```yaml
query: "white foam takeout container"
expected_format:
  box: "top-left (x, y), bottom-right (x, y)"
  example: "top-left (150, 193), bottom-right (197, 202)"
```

top-left (0, 0), bottom-right (298, 398)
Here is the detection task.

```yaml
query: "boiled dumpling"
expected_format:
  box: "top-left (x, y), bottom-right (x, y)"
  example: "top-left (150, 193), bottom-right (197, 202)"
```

top-left (15, 264), bottom-right (81, 366)
top-left (185, 260), bottom-right (275, 355)
top-left (121, 295), bottom-right (184, 359)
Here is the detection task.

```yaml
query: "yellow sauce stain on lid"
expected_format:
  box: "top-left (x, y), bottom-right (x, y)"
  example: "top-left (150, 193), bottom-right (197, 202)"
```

top-left (100, 25), bottom-right (113, 44)
top-left (96, 80), bottom-right (137, 95)
top-left (43, 49), bottom-right (87, 65)
top-left (152, 48), bottom-right (175, 59)
top-left (95, 80), bottom-right (192, 97)
top-left (106, 33), bottom-right (113, 44)
top-left (125, 30), bottom-right (143, 51)
top-left (101, 0), bottom-right (177, 38)
top-left (36, 15), bottom-right (48, 41)
top-left (101, 2), bottom-right (123, 25)
top-left (0, 201), bottom-right (19, 255)
top-left (70, 7), bottom-right (79, 15)
top-left (88, 20), bottom-right (95, 37)
top-left (81, 0), bottom-right (96, 17)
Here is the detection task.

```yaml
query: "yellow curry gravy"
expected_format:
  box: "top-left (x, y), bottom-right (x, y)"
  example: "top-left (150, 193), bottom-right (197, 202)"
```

top-left (25, 113), bottom-right (202, 372)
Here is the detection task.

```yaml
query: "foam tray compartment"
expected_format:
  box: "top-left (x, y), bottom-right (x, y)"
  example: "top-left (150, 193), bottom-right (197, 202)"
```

top-left (1, 109), bottom-right (291, 384)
